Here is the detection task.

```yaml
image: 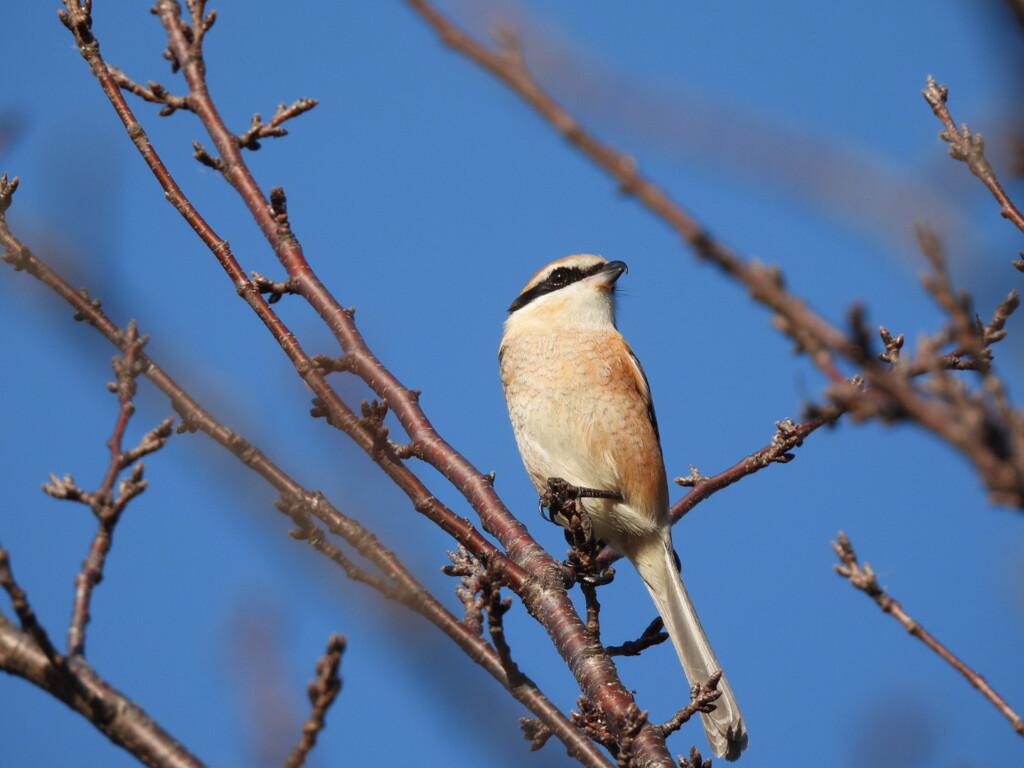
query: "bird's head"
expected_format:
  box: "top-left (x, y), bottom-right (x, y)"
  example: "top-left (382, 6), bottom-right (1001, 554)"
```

top-left (505, 254), bottom-right (627, 330)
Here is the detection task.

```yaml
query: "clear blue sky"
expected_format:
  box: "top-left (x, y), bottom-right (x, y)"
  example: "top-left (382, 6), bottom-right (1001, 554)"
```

top-left (2, 2), bottom-right (1022, 767)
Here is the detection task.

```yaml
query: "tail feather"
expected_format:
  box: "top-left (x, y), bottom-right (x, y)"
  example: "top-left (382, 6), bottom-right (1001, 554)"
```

top-left (632, 538), bottom-right (748, 760)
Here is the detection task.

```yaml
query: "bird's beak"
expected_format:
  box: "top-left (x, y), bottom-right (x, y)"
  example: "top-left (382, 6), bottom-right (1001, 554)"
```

top-left (587, 260), bottom-right (627, 289)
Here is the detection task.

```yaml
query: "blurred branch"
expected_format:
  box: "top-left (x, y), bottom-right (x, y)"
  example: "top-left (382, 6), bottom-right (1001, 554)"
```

top-left (831, 531), bottom-right (1024, 737)
top-left (922, 75), bottom-right (1024, 256)
top-left (401, 2), bottom-right (1024, 509)
top-left (831, 230), bottom-right (1024, 506)
top-left (283, 634), bottom-right (345, 768)
top-left (402, 0), bottom-right (853, 378)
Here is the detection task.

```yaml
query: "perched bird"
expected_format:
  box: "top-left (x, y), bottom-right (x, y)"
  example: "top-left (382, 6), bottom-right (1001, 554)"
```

top-left (499, 254), bottom-right (747, 760)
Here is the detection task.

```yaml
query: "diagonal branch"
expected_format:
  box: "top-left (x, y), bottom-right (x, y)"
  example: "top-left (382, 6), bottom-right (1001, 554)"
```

top-left (401, 0), bottom-right (853, 377)
top-left (0, 549), bottom-right (207, 768)
top-left (832, 531), bottom-right (1024, 737)
top-left (401, 1), bottom-right (1024, 513)
top-left (922, 75), bottom-right (1024, 247)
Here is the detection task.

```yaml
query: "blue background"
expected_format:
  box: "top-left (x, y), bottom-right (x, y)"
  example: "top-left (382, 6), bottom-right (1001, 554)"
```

top-left (2, 2), bottom-right (1022, 767)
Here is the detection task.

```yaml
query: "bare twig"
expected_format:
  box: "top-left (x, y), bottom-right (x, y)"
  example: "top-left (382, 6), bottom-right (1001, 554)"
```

top-left (832, 531), bottom-right (1024, 736)
top-left (922, 76), bottom-right (1024, 243)
top-left (236, 98), bottom-right (319, 150)
top-left (251, 270), bottom-right (298, 304)
top-left (0, 547), bottom-right (62, 665)
top-left (282, 633), bottom-right (345, 768)
top-left (58, 324), bottom-right (174, 658)
top-left (107, 64), bottom-right (191, 115)
top-left (650, 671), bottom-right (724, 738)
top-left (671, 411), bottom-right (840, 523)
top-left (605, 618), bottom-right (668, 658)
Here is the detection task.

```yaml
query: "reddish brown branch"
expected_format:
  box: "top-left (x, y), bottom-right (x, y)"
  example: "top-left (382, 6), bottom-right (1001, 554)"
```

top-left (671, 410), bottom-right (842, 523)
top-left (59, 0), bottom-right (517, 597)
top-left (922, 76), bottom-right (1024, 244)
top-left (282, 633), bottom-right (345, 768)
top-left (146, 0), bottom-right (539, 584)
top-left (0, 175), bottom-right (611, 768)
top-left (56, 325), bottom-right (174, 658)
top-left (134, 3), bottom-right (661, 762)
top-left (832, 531), bottom-right (1024, 737)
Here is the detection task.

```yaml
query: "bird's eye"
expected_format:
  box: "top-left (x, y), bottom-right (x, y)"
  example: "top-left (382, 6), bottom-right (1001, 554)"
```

top-left (548, 268), bottom-right (569, 286)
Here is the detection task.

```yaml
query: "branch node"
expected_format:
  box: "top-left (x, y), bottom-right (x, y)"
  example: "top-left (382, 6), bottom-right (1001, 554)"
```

top-left (250, 270), bottom-right (298, 303)
top-left (673, 465), bottom-right (706, 487)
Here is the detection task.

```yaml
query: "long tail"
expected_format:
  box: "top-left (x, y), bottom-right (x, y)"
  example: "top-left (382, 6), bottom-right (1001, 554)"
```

top-left (632, 537), bottom-right (748, 760)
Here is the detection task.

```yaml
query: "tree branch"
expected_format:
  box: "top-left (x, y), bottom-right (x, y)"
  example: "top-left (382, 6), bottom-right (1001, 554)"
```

top-left (282, 633), bottom-right (345, 768)
top-left (0, 550), bottom-right (206, 768)
top-left (921, 75), bottom-right (1024, 250)
top-left (832, 531), bottom-right (1024, 737)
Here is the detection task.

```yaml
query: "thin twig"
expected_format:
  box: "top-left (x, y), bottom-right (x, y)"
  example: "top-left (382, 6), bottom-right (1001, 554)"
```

top-left (922, 75), bottom-right (1024, 243)
top-left (650, 671), bottom-right (724, 738)
top-left (671, 411), bottom-right (841, 523)
top-left (0, 546), bottom-right (62, 665)
top-left (605, 618), bottom-right (668, 658)
top-left (282, 634), bottom-right (346, 768)
top-left (62, 325), bottom-right (172, 657)
top-left (236, 98), bottom-right (319, 150)
top-left (832, 531), bottom-right (1024, 737)
top-left (107, 64), bottom-right (192, 115)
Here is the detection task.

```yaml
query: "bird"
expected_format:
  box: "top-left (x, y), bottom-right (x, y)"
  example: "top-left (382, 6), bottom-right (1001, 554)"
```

top-left (498, 254), bottom-right (747, 760)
